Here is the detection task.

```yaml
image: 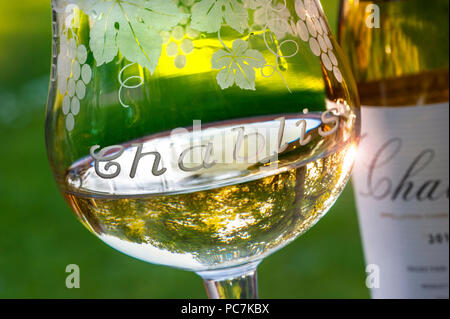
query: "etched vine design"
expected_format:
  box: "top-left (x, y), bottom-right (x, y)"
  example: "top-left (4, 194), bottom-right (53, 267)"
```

top-left (246, 0), bottom-right (293, 39)
top-left (261, 25), bottom-right (299, 92)
top-left (292, 0), bottom-right (343, 82)
top-left (56, 3), bottom-right (92, 131)
top-left (58, 0), bottom-right (344, 125)
top-left (212, 31), bottom-right (266, 90)
top-left (162, 0), bottom-right (201, 69)
top-left (118, 62), bottom-right (144, 108)
top-left (77, 0), bottom-right (188, 108)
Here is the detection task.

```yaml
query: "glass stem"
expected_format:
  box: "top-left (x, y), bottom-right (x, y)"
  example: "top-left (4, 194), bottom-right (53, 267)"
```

top-left (197, 262), bottom-right (260, 299)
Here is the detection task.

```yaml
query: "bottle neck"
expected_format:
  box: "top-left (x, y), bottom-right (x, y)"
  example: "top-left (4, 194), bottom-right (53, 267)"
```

top-left (339, 0), bottom-right (449, 83)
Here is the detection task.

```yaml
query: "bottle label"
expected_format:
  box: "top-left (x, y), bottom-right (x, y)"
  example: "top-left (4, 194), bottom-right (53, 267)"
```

top-left (352, 102), bottom-right (449, 299)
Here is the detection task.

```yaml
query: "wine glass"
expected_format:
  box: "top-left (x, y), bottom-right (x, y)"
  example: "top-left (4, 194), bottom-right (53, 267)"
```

top-left (46, 0), bottom-right (360, 298)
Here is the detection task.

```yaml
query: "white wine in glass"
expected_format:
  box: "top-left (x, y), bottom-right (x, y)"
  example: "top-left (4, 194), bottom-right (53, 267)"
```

top-left (46, 0), bottom-right (360, 298)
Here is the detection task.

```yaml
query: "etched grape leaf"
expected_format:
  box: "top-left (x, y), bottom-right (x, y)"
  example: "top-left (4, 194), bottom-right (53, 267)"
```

top-left (191, 0), bottom-right (248, 33)
top-left (80, 0), bottom-right (188, 74)
top-left (243, 0), bottom-right (260, 10)
top-left (246, 0), bottom-right (292, 39)
top-left (212, 39), bottom-right (266, 90)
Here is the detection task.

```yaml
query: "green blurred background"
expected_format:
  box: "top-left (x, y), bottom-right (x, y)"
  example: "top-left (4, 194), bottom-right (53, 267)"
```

top-left (0, 0), bottom-right (369, 298)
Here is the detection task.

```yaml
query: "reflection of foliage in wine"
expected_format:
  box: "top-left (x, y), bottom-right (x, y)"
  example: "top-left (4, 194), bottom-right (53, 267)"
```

top-left (65, 144), bottom-right (352, 265)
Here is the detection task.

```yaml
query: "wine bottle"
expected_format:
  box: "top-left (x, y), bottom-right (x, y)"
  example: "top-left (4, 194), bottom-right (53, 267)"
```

top-left (339, 0), bottom-right (449, 298)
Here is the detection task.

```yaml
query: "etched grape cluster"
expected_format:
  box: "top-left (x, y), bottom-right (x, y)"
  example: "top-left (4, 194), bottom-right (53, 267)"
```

top-left (160, 0), bottom-right (200, 69)
top-left (57, 31), bottom-right (92, 131)
top-left (294, 0), bottom-right (343, 83)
